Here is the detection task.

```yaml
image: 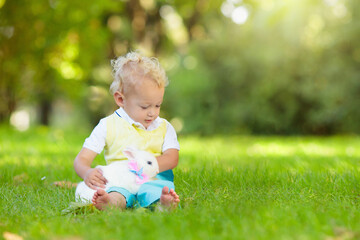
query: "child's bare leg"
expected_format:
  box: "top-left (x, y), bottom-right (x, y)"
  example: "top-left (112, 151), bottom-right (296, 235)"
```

top-left (159, 186), bottom-right (180, 211)
top-left (92, 189), bottom-right (126, 210)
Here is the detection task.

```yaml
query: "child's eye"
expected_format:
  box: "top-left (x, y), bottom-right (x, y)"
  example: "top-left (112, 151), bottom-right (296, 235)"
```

top-left (147, 161), bottom-right (152, 165)
top-left (141, 106), bottom-right (149, 110)
top-left (156, 105), bottom-right (161, 108)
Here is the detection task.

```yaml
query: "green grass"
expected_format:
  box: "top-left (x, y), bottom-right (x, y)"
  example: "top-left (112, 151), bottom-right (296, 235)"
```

top-left (1, 126), bottom-right (360, 239)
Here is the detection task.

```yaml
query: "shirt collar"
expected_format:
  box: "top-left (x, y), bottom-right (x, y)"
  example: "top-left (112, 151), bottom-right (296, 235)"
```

top-left (115, 107), bottom-right (161, 131)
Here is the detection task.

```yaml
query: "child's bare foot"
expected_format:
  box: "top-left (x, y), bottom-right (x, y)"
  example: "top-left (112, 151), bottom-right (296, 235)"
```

top-left (92, 189), bottom-right (110, 210)
top-left (159, 186), bottom-right (180, 211)
top-left (92, 189), bottom-right (126, 210)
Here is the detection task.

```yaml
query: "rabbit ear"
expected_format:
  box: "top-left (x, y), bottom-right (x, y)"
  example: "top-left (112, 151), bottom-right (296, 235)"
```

top-left (123, 146), bottom-right (137, 160)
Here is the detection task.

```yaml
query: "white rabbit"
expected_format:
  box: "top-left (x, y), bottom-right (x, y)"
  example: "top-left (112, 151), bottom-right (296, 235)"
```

top-left (75, 146), bottom-right (159, 203)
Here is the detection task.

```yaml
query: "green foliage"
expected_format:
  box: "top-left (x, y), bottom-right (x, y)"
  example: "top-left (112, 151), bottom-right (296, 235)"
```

top-left (1, 0), bottom-right (359, 134)
top-left (1, 128), bottom-right (360, 239)
top-left (165, 0), bottom-right (360, 135)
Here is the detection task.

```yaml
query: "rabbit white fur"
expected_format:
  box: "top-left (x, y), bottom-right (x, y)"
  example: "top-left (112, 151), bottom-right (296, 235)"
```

top-left (75, 146), bottom-right (159, 203)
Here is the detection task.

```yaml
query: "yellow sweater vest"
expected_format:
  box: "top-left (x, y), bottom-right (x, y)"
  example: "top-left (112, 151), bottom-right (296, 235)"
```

top-left (104, 113), bottom-right (167, 165)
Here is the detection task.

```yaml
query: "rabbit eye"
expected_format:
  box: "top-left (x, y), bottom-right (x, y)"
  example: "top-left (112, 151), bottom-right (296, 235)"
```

top-left (147, 161), bottom-right (152, 165)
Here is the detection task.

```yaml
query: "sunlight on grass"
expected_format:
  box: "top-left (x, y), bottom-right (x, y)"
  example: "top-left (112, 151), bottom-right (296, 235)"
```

top-left (179, 135), bottom-right (360, 173)
top-left (180, 136), bottom-right (360, 158)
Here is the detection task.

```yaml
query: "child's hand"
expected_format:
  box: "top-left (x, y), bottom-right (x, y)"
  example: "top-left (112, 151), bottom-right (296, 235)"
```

top-left (84, 168), bottom-right (108, 190)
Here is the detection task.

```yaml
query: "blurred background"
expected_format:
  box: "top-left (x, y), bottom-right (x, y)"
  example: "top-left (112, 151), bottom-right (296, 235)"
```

top-left (0, 0), bottom-right (359, 135)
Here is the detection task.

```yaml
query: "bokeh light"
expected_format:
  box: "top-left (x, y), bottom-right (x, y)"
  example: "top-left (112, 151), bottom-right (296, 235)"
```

top-left (10, 110), bottom-right (30, 131)
top-left (231, 6), bottom-right (249, 25)
top-left (221, 0), bottom-right (249, 25)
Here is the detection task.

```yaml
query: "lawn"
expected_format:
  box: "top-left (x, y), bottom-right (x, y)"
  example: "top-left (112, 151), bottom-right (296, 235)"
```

top-left (1, 126), bottom-right (360, 239)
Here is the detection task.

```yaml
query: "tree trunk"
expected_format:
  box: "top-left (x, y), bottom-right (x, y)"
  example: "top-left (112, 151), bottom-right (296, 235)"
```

top-left (39, 99), bottom-right (52, 125)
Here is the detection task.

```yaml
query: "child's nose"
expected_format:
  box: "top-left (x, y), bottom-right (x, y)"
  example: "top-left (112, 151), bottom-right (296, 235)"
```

top-left (148, 108), bottom-right (155, 117)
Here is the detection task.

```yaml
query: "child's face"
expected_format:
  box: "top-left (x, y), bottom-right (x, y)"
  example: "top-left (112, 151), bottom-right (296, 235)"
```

top-left (115, 78), bottom-right (165, 129)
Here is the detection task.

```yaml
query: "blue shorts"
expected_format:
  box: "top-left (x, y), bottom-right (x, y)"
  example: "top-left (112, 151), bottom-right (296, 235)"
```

top-left (106, 170), bottom-right (175, 208)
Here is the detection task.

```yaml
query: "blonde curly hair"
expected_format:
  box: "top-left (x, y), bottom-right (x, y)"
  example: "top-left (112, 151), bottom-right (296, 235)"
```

top-left (110, 52), bottom-right (168, 95)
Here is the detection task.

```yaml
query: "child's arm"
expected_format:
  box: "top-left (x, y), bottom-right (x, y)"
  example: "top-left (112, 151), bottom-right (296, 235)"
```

top-left (156, 148), bottom-right (179, 172)
top-left (74, 147), bottom-right (107, 190)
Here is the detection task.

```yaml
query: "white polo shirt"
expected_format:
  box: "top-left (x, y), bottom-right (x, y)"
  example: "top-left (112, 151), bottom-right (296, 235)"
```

top-left (83, 108), bottom-right (180, 154)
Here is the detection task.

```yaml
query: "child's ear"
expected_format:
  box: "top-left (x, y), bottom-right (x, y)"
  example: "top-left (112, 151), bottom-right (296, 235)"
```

top-left (114, 91), bottom-right (125, 107)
